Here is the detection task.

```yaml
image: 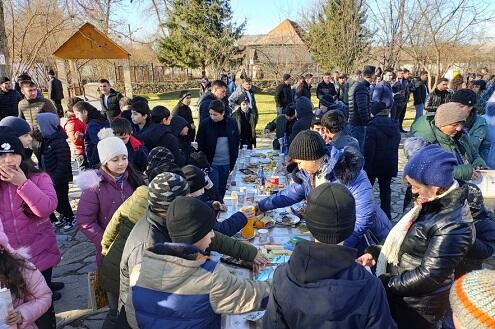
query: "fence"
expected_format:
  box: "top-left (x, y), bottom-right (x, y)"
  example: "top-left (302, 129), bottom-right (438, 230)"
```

top-left (114, 64), bottom-right (204, 84)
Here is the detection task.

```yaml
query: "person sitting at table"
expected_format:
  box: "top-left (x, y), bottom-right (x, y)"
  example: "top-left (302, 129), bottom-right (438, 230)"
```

top-left (256, 130), bottom-right (391, 254)
top-left (128, 196), bottom-right (271, 329)
top-left (183, 164), bottom-right (248, 236)
top-left (263, 183), bottom-right (397, 329)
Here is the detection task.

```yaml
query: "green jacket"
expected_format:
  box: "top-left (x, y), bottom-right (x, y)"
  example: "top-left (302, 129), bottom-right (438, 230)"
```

top-left (410, 116), bottom-right (487, 180)
top-left (466, 113), bottom-right (490, 159)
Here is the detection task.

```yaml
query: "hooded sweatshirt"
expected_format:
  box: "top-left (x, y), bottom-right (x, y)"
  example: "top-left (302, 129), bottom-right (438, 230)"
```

top-left (170, 116), bottom-right (191, 162)
top-left (290, 96), bottom-right (315, 143)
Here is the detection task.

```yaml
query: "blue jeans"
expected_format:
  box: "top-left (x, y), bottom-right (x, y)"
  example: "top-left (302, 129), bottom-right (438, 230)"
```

top-left (210, 164), bottom-right (230, 199)
top-left (415, 103), bottom-right (425, 121)
top-left (349, 125), bottom-right (366, 153)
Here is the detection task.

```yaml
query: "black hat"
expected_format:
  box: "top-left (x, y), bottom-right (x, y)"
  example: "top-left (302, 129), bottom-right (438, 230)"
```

top-left (288, 130), bottom-right (326, 161)
top-left (451, 89), bottom-right (477, 107)
top-left (166, 196), bottom-right (217, 244)
top-left (371, 101), bottom-right (388, 115)
top-left (305, 183), bottom-right (356, 244)
top-left (0, 77), bottom-right (10, 84)
top-left (363, 65), bottom-right (376, 77)
top-left (179, 90), bottom-right (192, 102)
top-left (235, 92), bottom-right (249, 105)
top-left (0, 133), bottom-right (25, 160)
top-left (182, 165), bottom-right (207, 193)
top-left (311, 115), bottom-right (322, 126)
top-left (282, 74), bottom-right (291, 81)
top-left (0, 116), bottom-right (31, 137)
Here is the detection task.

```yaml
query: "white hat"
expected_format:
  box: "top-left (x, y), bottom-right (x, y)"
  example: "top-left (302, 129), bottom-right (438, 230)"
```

top-left (97, 136), bottom-right (128, 165)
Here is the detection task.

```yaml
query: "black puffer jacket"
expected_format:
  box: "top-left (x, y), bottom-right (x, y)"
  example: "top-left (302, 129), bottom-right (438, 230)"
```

top-left (425, 88), bottom-right (452, 113)
top-left (0, 89), bottom-right (22, 119)
top-left (40, 129), bottom-right (73, 185)
top-left (100, 89), bottom-right (123, 120)
top-left (348, 79), bottom-right (371, 126)
top-left (380, 186), bottom-right (473, 326)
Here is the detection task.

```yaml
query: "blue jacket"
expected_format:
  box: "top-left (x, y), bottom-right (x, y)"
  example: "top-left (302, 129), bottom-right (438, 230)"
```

top-left (289, 96), bottom-right (315, 143)
top-left (263, 241), bottom-right (397, 329)
top-left (482, 103), bottom-right (495, 168)
top-left (85, 119), bottom-right (110, 168)
top-left (372, 81), bottom-right (394, 109)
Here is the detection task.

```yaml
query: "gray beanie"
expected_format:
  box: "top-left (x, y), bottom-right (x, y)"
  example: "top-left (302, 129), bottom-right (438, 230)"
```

top-left (434, 102), bottom-right (466, 127)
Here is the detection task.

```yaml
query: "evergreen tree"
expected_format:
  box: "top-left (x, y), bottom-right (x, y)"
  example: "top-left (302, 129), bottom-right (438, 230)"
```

top-left (307, 0), bottom-right (370, 73)
top-left (157, 0), bottom-right (245, 76)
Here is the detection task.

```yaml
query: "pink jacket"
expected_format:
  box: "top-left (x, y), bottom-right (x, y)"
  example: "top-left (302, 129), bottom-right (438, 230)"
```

top-left (0, 173), bottom-right (61, 272)
top-left (12, 264), bottom-right (53, 329)
top-left (76, 169), bottom-right (134, 265)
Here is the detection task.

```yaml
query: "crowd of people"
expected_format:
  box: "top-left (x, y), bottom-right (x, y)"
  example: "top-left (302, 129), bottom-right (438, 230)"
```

top-left (0, 65), bottom-right (493, 329)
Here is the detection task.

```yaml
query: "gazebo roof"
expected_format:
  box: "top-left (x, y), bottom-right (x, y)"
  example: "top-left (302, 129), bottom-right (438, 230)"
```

top-left (53, 22), bottom-right (130, 59)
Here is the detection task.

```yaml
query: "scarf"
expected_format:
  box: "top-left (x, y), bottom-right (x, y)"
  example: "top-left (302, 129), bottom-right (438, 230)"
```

top-left (376, 181), bottom-right (459, 276)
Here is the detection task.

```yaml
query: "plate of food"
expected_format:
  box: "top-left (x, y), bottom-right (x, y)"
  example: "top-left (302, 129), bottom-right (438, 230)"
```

top-left (243, 174), bottom-right (257, 183)
top-left (233, 232), bottom-right (255, 241)
top-left (254, 215), bottom-right (275, 229)
top-left (251, 153), bottom-right (267, 158)
top-left (276, 214), bottom-right (300, 226)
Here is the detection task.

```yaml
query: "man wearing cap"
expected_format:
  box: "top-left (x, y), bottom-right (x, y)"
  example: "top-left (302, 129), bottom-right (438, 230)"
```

top-left (0, 77), bottom-right (22, 119)
top-left (47, 70), bottom-right (64, 117)
top-left (274, 74), bottom-right (294, 115)
top-left (411, 102), bottom-right (487, 180)
top-left (263, 183), bottom-right (396, 329)
top-left (348, 65), bottom-right (375, 152)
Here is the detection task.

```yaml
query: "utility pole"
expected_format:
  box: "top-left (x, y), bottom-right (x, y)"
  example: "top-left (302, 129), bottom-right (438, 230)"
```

top-left (0, 0), bottom-right (11, 77)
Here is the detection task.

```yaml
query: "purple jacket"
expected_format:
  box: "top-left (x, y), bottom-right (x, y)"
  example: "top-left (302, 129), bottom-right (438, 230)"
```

top-left (0, 173), bottom-right (61, 272)
top-left (76, 169), bottom-right (134, 265)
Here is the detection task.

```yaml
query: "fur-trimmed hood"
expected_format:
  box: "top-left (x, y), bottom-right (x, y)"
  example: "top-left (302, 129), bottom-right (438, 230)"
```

top-left (74, 169), bottom-right (102, 190)
top-left (333, 147), bottom-right (365, 185)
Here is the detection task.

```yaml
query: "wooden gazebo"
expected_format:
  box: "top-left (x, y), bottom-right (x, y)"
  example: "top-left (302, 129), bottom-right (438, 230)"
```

top-left (53, 22), bottom-right (133, 98)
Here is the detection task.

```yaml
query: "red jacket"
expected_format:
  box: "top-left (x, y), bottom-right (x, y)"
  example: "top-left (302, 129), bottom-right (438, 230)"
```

top-left (63, 114), bottom-right (86, 156)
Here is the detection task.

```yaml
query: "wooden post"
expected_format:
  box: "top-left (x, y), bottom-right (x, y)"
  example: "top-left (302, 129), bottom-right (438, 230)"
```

top-left (123, 58), bottom-right (133, 98)
top-left (151, 63), bottom-right (155, 83)
top-left (56, 59), bottom-right (70, 98)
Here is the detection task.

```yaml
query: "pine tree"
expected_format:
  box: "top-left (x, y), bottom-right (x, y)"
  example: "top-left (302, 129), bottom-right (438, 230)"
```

top-left (307, 0), bottom-right (370, 73)
top-left (157, 0), bottom-right (245, 76)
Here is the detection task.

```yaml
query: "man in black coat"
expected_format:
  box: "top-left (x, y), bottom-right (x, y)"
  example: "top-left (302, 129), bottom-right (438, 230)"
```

top-left (425, 78), bottom-right (452, 114)
top-left (348, 65), bottom-right (374, 152)
top-left (198, 80), bottom-right (229, 122)
top-left (412, 70), bottom-right (429, 121)
top-left (99, 78), bottom-right (123, 121)
top-left (316, 71), bottom-right (337, 105)
top-left (264, 105), bottom-right (296, 150)
top-left (48, 70), bottom-right (64, 117)
top-left (274, 73), bottom-right (293, 115)
top-left (0, 77), bottom-right (22, 119)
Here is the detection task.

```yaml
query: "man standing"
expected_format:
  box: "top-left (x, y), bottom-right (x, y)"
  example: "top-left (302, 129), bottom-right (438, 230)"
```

top-left (228, 77), bottom-right (258, 127)
top-left (392, 69), bottom-right (410, 132)
top-left (335, 73), bottom-right (347, 102)
top-left (412, 70), bottom-right (429, 121)
top-left (48, 70), bottom-right (64, 117)
top-left (425, 78), bottom-right (452, 115)
top-left (348, 65), bottom-right (375, 152)
top-left (198, 79), bottom-right (229, 122)
top-left (372, 68), bottom-right (394, 109)
top-left (0, 77), bottom-right (22, 119)
top-left (99, 78), bottom-right (123, 121)
top-left (18, 80), bottom-right (57, 130)
top-left (316, 71), bottom-right (337, 105)
top-left (274, 74), bottom-right (293, 115)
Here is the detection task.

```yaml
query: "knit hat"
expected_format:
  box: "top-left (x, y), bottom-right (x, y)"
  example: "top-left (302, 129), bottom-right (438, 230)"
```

top-left (0, 133), bottom-right (25, 159)
top-left (295, 96), bottom-right (313, 117)
top-left (404, 144), bottom-right (458, 188)
top-left (145, 146), bottom-right (176, 180)
top-left (305, 183), bottom-right (356, 244)
top-left (371, 101), bottom-right (388, 115)
top-left (0, 77), bottom-right (10, 84)
top-left (97, 135), bottom-right (128, 165)
top-left (451, 89), bottom-right (477, 107)
top-left (434, 102), bottom-right (467, 127)
top-left (148, 172), bottom-right (189, 214)
top-left (0, 116), bottom-right (31, 136)
top-left (179, 90), bottom-right (191, 103)
top-left (289, 130), bottom-right (326, 161)
top-left (166, 196), bottom-right (217, 244)
top-left (282, 74), bottom-right (291, 81)
top-left (182, 165), bottom-right (207, 193)
top-left (449, 269), bottom-right (495, 329)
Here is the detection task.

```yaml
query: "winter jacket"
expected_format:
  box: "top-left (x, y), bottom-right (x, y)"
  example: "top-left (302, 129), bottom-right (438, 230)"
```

top-left (465, 112), bottom-right (490, 160)
top-left (425, 88), bottom-right (452, 113)
top-left (129, 243), bottom-right (270, 329)
top-left (410, 117), bottom-right (487, 180)
top-left (198, 91), bottom-right (230, 122)
top-left (100, 186), bottom-right (149, 295)
top-left (134, 121), bottom-right (187, 167)
top-left (18, 97), bottom-right (57, 130)
top-left (100, 89), bottom-right (123, 120)
top-left (392, 78), bottom-right (409, 105)
top-left (335, 82), bottom-right (346, 101)
top-left (348, 79), bottom-right (371, 126)
top-left (84, 118), bottom-right (110, 168)
top-left (295, 82), bottom-right (311, 100)
top-left (12, 263), bottom-right (52, 329)
top-left (412, 79), bottom-right (429, 105)
top-left (289, 97), bottom-right (315, 143)
top-left (126, 136), bottom-right (148, 172)
top-left (274, 83), bottom-right (293, 108)
top-left (196, 116), bottom-right (239, 170)
top-left (211, 210), bottom-right (247, 237)
top-left (364, 115), bottom-right (401, 178)
top-left (119, 210), bottom-right (258, 327)
top-left (329, 131), bottom-right (360, 151)
top-left (265, 114), bottom-right (296, 150)
top-left (172, 103), bottom-right (195, 143)
top-left (0, 173), bottom-right (60, 271)
top-left (39, 130), bottom-right (72, 185)
top-left (317, 94), bottom-right (348, 118)
top-left (170, 116), bottom-right (193, 163)
top-left (63, 114), bottom-right (86, 156)
top-left (48, 77), bottom-right (64, 101)
top-left (232, 107), bottom-right (256, 148)
top-left (228, 86), bottom-right (259, 125)
top-left (316, 81), bottom-right (336, 101)
top-left (378, 186), bottom-right (472, 327)
top-left (0, 89), bottom-right (21, 119)
top-left (482, 105), bottom-right (495, 168)
top-left (76, 169), bottom-right (135, 265)
top-left (263, 241), bottom-right (397, 329)
top-left (372, 81), bottom-right (394, 109)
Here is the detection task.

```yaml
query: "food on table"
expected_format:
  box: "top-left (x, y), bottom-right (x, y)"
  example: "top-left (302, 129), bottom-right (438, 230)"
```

top-left (243, 174), bottom-right (257, 183)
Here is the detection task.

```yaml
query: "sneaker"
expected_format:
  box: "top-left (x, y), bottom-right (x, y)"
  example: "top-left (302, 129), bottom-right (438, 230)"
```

top-left (63, 216), bottom-right (76, 232)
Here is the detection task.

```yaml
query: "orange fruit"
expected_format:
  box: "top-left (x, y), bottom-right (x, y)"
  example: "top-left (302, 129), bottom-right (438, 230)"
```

top-left (254, 221), bottom-right (265, 229)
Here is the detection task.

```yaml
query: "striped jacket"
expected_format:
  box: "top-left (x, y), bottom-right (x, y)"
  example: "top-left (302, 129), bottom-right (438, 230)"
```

top-left (128, 243), bottom-right (270, 329)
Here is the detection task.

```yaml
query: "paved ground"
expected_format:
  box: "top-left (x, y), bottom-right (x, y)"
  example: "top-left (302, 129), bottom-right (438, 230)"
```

top-left (54, 134), bottom-right (410, 328)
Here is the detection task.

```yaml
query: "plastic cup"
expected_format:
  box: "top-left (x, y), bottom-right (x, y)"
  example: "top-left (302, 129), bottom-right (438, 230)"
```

top-left (241, 205), bottom-right (256, 239)
top-left (270, 176), bottom-right (280, 185)
top-left (245, 190), bottom-right (255, 204)
top-left (258, 229), bottom-right (269, 244)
